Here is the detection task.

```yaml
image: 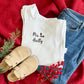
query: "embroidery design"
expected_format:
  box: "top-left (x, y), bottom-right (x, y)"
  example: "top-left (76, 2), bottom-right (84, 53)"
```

top-left (32, 32), bottom-right (44, 44)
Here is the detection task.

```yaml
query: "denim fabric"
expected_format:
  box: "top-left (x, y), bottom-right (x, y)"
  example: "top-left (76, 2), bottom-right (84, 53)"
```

top-left (37, 8), bottom-right (84, 84)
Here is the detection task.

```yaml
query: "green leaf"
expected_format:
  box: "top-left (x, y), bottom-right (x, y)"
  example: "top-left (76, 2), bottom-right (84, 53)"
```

top-left (0, 69), bottom-right (5, 73)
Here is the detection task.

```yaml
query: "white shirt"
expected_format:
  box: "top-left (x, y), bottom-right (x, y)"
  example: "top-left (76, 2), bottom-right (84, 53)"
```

top-left (21, 4), bottom-right (67, 66)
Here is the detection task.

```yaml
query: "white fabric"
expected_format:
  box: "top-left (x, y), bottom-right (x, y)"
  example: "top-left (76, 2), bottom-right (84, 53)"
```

top-left (21, 4), bottom-right (67, 66)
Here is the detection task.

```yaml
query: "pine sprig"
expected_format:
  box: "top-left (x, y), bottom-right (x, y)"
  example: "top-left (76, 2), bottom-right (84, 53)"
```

top-left (0, 29), bottom-right (20, 58)
top-left (0, 69), bottom-right (5, 73)
top-left (0, 29), bottom-right (20, 73)
top-left (0, 39), bottom-right (14, 58)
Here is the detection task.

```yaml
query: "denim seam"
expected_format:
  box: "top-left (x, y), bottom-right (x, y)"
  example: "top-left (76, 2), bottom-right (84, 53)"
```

top-left (62, 11), bottom-right (80, 26)
top-left (63, 9), bottom-right (82, 24)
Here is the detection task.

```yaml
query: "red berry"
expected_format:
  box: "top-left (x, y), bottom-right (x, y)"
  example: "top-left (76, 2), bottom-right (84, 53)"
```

top-left (55, 64), bottom-right (58, 68)
top-left (57, 69), bottom-right (59, 72)
top-left (36, 78), bottom-right (39, 80)
top-left (44, 66), bottom-right (46, 69)
top-left (51, 76), bottom-right (54, 79)
top-left (37, 74), bottom-right (40, 76)
top-left (40, 78), bottom-right (42, 81)
top-left (41, 74), bottom-right (43, 78)
top-left (50, 65), bottom-right (53, 68)
top-left (47, 70), bottom-right (49, 73)
top-left (43, 71), bottom-right (45, 74)
top-left (47, 75), bottom-right (50, 77)
top-left (49, 72), bottom-right (52, 75)
top-left (55, 76), bottom-right (58, 79)
top-left (59, 67), bottom-right (62, 70)
top-left (0, 48), bottom-right (2, 50)
top-left (53, 66), bottom-right (55, 69)
top-left (53, 64), bottom-right (55, 66)
top-left (50, 69), bottom-right (53, 72)
top-left (48, 66), bottom-right (50, 69)
top-left (52, 69), bottom-right (55, 71)
top-left (58, 61), bottom-right (60, 66)
top-left (49, 78), bottom-right (52, 81)
top-left (41, 67), bottom-right (43, 69)
top-left (57, 72), bottom-right (60, 75)
top-left (60, 72), bottom-right (62, 75)
top-left (54, 72), bottom-right (57, 75)
top-left (39, 70), bottom-right (42, 73)
top-left (61, 61), bottom-right (64, 65)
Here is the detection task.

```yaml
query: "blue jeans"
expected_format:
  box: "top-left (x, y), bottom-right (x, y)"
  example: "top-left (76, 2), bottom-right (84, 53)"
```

top-left (37, 8), bottom-right (84, 84)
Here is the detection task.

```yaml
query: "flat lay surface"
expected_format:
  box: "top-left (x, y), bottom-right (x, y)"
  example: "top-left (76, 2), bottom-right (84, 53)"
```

top-left (0, 0), bottom-right (84, 84)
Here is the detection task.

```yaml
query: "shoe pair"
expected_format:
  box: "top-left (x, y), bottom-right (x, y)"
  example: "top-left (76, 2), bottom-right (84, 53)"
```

top-left (0, 46), bottom-right (39, 82)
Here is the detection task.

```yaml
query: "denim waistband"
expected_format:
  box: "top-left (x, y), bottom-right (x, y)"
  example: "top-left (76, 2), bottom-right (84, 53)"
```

top-left (60, 8), bottom-right (84, 30)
